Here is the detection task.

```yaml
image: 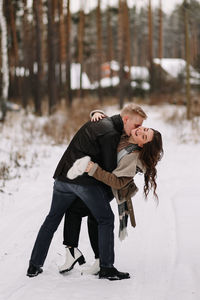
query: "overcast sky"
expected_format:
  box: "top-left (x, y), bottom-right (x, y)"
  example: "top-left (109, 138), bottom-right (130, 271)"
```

top-left (70, 0), bottom-right (186, 14)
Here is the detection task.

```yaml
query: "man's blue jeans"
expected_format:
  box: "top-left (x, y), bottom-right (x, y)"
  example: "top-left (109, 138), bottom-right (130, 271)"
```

top-left (30, 180), bottom-right (114, 268)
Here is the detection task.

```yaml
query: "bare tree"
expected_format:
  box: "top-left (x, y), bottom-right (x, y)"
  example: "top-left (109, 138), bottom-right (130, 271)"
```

top-left (78, 2), bottom-right (85, 99)
top-left (5, 0), bottom-right (20, 99)
top-left (118, 0), bottom-right (126, 108)
top-left (157, 0), bottom-right (163, 91)
top-left (123, 0), bottom-right (131, 78)
top-left (7, 0), bottom-right (18, 66)
top-left (21, 0), bottom-right (30, 110)
top-left (58, 0), bottom-right (66, 97)
top-left (96, 0), bottom-right (103, 103)
top-left (0, 0), bottom-right (9, 122)
top-left (190, 22), bottom-right (198, 66)
top-left (158, 0), bottom-right (163, 60)
top-left (47, 0), bottom-right (57, 114)
top-left (66, 0), bottom-right (72, 106)
top-left (148, 0), bottom-right (156, 92)
top-left (33, 0), bottom-right (43, 115)
top-left (183, 0), bottom-right (191, 120)
top-left (106, 2), bottom-right (114, 83)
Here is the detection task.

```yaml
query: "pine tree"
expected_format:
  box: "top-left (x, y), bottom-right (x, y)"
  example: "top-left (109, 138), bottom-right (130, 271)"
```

top-left (78, 3), bottom-right (85, 99)
top-left (183, 0), bottom-right (191, 120)
top-left (0, 0), bottom-right (9, 122)
top-left (118, 0), bottom-right (125, 108)
top-left (96, 0), bottom-right (103, 103)
top-left (58, 0), bottom-right (66, 97)
top-left (66, 0), bottom-right (72, 106)
top-left (47, 0), bottom-right (57, 114)
top-left (33, 0), bottom-right (43, 115)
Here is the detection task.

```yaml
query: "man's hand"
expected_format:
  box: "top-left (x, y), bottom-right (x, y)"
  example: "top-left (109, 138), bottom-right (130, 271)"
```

top-left (91, 112), bottom-right (105, 122)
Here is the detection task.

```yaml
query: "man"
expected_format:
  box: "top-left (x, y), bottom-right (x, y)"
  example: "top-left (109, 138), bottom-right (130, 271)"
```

top-left (27, 103), bottom-right (147, 280)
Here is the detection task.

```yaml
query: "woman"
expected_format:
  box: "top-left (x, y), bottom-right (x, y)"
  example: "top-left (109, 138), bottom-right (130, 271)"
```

top-left (59, 115), bottom-right (163, 275)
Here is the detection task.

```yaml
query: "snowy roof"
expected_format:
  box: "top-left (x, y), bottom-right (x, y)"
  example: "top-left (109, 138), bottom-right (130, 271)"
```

top-left (154, 58), bottom-right (200, 80)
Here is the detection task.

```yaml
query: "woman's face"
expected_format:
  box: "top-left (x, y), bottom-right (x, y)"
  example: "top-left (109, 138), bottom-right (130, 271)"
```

top-left (130, 127), bottom-right (154, 147)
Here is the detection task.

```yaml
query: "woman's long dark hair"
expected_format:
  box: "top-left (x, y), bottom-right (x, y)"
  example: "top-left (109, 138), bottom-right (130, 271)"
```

top-left (139, 129), bottom-right (163, 200)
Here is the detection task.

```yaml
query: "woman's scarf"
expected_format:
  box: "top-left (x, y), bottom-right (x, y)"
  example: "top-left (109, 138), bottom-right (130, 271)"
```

top-left (117, 144), bottom-right (141, 240)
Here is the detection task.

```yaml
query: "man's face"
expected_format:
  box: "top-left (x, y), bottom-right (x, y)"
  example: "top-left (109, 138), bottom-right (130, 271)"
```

top-left (122, 114), bottom-right (144, 136)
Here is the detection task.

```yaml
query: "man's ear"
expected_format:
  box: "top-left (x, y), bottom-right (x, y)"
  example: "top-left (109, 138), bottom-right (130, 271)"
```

top-left (122, 115), bottom-right (129, 124)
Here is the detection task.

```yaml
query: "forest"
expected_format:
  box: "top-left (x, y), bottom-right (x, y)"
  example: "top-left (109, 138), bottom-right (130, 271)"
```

top-left (1, 2), bottom-right (200, 299)
top-left (0, 0), bottom-right (200, 122)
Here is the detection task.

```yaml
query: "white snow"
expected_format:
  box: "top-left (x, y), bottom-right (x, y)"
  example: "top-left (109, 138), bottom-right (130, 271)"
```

top-left (0, 104), bottom-right (200, 300)
top-left (154, 58), bottom-right (200, 84)
top-left (71, 63), bottom-right (91, 90)
top-left (130, 66), bottom-right (149, 81)
top-left (110, 60), bottom-right (120, 72)
top-left (92, 76), bottom-right (120, 88)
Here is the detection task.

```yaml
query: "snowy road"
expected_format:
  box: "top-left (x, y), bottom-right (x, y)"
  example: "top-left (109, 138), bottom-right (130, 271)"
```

top-left (0, 105), bottom-right (200, 300)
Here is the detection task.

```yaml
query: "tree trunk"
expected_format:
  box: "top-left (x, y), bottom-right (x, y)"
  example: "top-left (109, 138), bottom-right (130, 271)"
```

top-left (158, 0), bottom-right (163, 60)
top-left (123, 0), bottom-right (131, 78)
top-left (58, 0), bottom-right (66, 97)
top-left (96, 0), bottom-right (103, 104)
top-left (118, 0), bottom-right (125, 109)
top-left (47, 0), bottom-right (57, 114)
top-left (148, 0), bottom-right (155, 93)
top-left (7, 0), bottom-right (18, 65)
top-left (6, 0), bottom-right (20, 99)
top-left (158, 0), bottom-right (163, 91)
top-left (21, 0), bottom-right (29, 111)
top-left (0, 0), bottom-right (9, 122)
top-left (66, 0), bottom-right (72, 106)
top-left (133, 16), bottom-right (138, 66)
top-left (106, 4), bottom-right (114, 84)
top-left (78, 6), bottom-right (85, 99)
top-left (184, 0), bottom-right (191, 120)
top-left (123, 0), bottom-right (131, 99)
top-left (33, 0), bottom-right (43, 115)
top-left (191, 24), bottom-right (198, 66)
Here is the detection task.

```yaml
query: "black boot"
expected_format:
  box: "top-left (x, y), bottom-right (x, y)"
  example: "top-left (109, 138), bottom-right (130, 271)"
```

top-left (99, 266), bottom-right (130, 281)
top-left (27, 263), bottom-right (43, 277)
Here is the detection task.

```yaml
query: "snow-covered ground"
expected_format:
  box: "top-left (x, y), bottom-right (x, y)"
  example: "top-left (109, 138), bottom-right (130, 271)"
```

top-left (0, 104), bottom-right (200, 300)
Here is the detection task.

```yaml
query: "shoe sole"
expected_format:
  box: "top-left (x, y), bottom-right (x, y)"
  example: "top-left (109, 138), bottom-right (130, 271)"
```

top-left (99, 275), bottom-right (130, 281)
top-left (27, 269), bottom-right (43, 277)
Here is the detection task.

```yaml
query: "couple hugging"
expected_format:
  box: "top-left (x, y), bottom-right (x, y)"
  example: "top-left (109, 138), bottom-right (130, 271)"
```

top-left (27, 103), bottom-right (163, 281)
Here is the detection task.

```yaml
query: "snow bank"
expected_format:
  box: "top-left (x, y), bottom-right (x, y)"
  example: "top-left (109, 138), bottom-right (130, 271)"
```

top-left (0, 105), bottom-right (200, 300)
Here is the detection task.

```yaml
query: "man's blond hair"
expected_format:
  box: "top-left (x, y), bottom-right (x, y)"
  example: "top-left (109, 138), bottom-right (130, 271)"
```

top-left (120, 103), bottom-right (147, 119)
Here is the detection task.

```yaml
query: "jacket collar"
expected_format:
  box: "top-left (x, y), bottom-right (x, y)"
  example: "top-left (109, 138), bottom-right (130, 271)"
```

top-left (110, 114), bottom-right (124, 134)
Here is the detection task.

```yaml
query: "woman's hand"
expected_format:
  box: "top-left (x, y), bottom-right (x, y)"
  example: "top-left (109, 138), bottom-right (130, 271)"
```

top-left (91, 112), bottom-right (105, 122)
top-left (85, 161), bottom-right (94, 172)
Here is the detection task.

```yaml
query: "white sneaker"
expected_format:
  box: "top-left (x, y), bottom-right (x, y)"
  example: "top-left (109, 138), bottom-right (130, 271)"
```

top-left (59, 247), bottom-right (86, 274)
top-left (82, 258), bottom-right (100, 275)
